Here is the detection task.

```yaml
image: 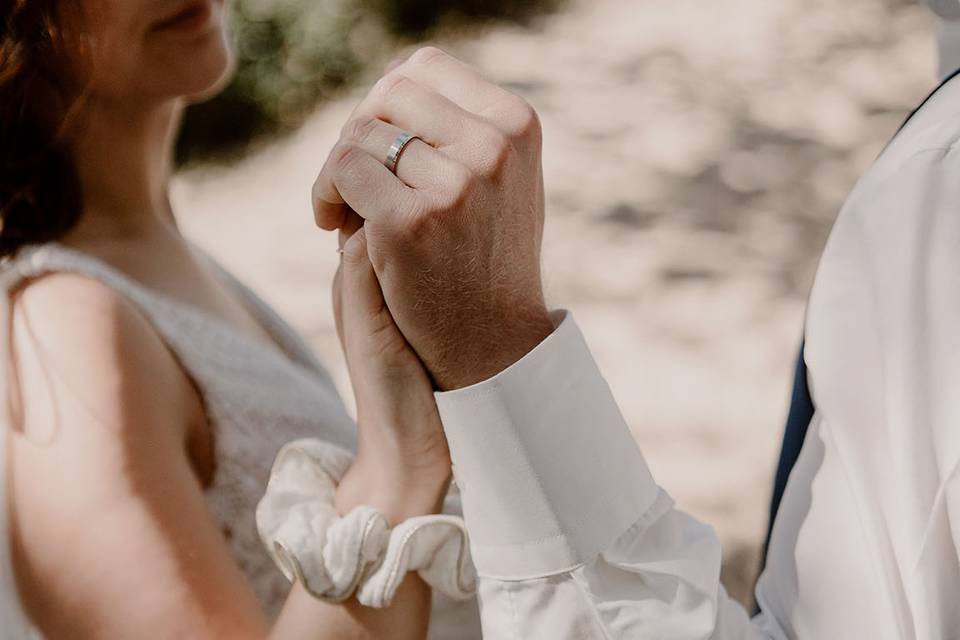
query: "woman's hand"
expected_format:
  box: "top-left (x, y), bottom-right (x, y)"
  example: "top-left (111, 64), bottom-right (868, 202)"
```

top-left (332, 211), bottom-right (452, 525)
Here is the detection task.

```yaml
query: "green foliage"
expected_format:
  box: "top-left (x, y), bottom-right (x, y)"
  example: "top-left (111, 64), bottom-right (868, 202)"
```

top-left (176, 0), bottom-right (366, 164)
top-left (176, 0), bottom-right (562, 164)
top-left (360, 0), bottom-right (565, 36)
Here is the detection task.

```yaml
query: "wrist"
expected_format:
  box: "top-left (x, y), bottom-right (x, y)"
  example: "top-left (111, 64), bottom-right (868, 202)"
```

top-left (432, 304), bottom-right (555, 390)
top-left (336, 450), bottom-right (451, 525)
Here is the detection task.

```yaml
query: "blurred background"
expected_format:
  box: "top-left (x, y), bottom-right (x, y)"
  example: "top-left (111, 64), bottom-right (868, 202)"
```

top-left (171, 0), bottom-right (939, 605)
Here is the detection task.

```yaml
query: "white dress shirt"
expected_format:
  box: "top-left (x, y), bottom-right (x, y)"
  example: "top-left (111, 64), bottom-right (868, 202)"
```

top-left (937, 17), bottom-right (960, 79)
top-left (929, 0), bottom-right (960, 78)
top-left (432, 70), bottom-right (960, 639)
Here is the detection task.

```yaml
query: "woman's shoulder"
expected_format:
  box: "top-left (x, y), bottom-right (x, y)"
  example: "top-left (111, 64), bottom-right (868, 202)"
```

top-left (2, 272), bottom-right (251, 639)
top-left (7, 270), bottom-right (202, 440)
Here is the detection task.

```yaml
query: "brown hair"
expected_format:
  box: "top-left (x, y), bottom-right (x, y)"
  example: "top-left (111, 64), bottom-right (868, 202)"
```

top-left (0, 0), bottom-right (87, 259)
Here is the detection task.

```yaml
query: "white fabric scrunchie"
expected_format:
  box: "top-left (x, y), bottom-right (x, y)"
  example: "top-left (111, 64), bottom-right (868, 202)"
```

top-left (255, 438), bottom-right (477, 607)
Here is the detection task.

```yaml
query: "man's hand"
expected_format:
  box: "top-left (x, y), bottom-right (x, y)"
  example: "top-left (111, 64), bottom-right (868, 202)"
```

top-left (312, 47), bottom-right (554, 390)
top-left (332, 212), bottom-right (452, 525)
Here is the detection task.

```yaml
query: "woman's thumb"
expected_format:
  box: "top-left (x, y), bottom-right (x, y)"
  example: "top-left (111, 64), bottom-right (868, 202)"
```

top-left (340, 227), bottom-right (387, 324)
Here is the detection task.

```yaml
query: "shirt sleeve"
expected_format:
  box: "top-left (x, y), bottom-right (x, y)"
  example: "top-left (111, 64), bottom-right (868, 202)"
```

top-left (434, 309), bottom-right (784, 639)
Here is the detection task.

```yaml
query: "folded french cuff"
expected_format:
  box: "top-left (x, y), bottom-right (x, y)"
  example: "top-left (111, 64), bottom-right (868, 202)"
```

top-left (434, 309), bottom-right (660, 580)
top-left (255, 438), bottom-right (477, 607)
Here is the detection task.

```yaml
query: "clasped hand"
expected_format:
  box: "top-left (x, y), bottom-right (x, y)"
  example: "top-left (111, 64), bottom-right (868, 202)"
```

top-left (314, 47), bottom-right (554, 522)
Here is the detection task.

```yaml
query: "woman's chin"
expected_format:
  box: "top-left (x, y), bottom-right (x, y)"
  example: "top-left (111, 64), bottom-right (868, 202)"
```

top-left (141, 43), bottom-right (235, 105)
top-left (182, 53), bottom-right (236, 104)
top-left (135, 28), bottom-right (235, 103)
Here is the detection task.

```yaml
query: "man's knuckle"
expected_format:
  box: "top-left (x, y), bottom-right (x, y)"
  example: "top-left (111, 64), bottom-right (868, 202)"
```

top-left (437, 165), bottom-right (474, 209)
top-left (409, 46), bottom-right (447, 67)
top-left (372, 72), bottom-right (409, 103)
top-left (332, 142), bottom-right (360, 170)
top-left (478, 126), bottom-right (512, 177)
top-left (505, 98), bottom-right (541, 138)
top-left (342, 117), bottom-right (378, 145)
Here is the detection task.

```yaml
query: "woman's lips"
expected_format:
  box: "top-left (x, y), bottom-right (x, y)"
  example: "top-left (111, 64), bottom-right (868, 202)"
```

top-left (151, 1), bottom-right (213, 33)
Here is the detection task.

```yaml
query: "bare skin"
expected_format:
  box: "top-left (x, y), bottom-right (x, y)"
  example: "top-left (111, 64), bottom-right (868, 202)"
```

top-left (312, 47), bottom-right (555, 390)
top-left (7, 0), bottom-right (554, 636)
top-left (7, 269), bottom-right (445, 639)
top-left (6, 1), bottom-right (449, 638)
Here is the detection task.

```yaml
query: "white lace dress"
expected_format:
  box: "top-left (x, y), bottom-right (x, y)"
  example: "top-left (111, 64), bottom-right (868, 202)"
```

top-left (0, 240), bottom-right (481, 638)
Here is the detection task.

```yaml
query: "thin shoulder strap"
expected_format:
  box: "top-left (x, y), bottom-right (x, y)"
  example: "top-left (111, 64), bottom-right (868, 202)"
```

top-left (4, 242), bottom-right (333, 383)
top-left (1, 242), bottom-right (158, 310)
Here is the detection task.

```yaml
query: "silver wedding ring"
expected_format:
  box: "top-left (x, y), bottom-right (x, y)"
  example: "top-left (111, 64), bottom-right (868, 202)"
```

top-left (385, 131), bottom-right (420, 175)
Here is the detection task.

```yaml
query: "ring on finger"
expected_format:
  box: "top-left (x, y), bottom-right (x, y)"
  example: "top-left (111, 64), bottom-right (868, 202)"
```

top-left (385, 131), bottom-right (421, 175)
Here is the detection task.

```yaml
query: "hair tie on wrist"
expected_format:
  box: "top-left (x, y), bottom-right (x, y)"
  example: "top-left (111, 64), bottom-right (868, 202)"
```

top-left (256, 438), bottom-right (477, 607)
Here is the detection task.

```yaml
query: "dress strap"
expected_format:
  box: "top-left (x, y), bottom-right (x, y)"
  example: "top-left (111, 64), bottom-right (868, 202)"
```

top-left (0, 242), bottom-right (158, 311)
top-left (0, 242), bottom-right (332, 384)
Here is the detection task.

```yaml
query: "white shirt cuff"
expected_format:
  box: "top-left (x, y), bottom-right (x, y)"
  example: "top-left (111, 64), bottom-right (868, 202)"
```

top-left (434, 309), bottom-right (659, 580)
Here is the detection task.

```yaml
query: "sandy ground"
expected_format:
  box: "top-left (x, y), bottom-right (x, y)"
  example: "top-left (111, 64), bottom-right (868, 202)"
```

top-left (172, 0), bottom-right (937, 605)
